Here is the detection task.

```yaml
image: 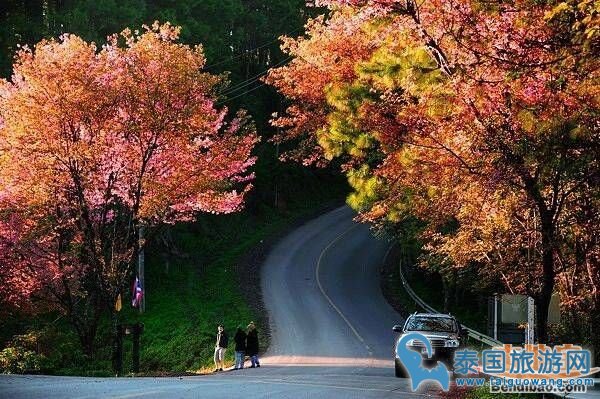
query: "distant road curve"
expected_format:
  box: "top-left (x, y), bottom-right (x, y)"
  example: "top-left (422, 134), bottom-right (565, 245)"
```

top-left (262, 205), bottom-right (402, 363)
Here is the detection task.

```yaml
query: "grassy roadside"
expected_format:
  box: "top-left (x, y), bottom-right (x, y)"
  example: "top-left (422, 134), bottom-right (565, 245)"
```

top-left (405, 268), bottom-right (488, 334)
top-left (113, 177), bottom-right (348, 374)
top-left (0, 165), bottom-right (348, 376)
top-left (380, 246), bottom-right (419, 318)
top-left (381, 246), bottom-right (488, 337)
top-left (441, 386), bottom-right (541, 399)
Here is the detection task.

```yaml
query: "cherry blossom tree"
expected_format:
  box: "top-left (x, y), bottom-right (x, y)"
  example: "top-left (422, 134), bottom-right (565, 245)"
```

top-left (0, 22), bottom-right (258, 355)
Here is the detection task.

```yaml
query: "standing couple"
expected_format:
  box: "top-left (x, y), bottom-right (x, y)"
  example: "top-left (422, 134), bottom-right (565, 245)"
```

top-left (234, 322), bottom-right (260, 370)
top-left (214, 322), bottom-right (260, 372)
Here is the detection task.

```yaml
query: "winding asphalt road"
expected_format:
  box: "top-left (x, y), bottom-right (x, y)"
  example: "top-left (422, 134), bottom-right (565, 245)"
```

top-left (0, 206), bottom-right (442, 398)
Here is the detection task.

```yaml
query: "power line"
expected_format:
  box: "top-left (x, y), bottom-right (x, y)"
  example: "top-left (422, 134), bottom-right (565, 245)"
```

top-left (220, 57), bottom-right (291, 95)
top-left (219, 56), bottom-right (291, 97)
top-left (203, 27), bottom-right (302, 70)
top-left (216, 81), bottom-right (271, 106)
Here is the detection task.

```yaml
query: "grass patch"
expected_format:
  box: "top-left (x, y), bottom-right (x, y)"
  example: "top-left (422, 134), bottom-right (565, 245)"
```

top-left (404, 267), bottom-right (488, 334)
top-left (1, 164), bottom-right (347, 375)
top-left (382, 244), bottom-right (489, 348)
top-left (380, 248), bottom-right (419, 318)
top-left (469, 385), bottom-right (542, 399)
top-left (441, 385), bottom-right (543, 399)
top-left (116, 179), bottom-right (348, 373)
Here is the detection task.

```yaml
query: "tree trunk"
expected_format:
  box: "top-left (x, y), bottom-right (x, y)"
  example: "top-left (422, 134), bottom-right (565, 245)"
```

top-left (452, 270), bottom-right (459, 308)
top-left (68, 292), bottom-right (102, 359)
top-left (77, 322), bottom-right (98, 359)
top-left (110, 309), bottom-right (123, 375)
top-left (442, 276), bottom-right (450, 313)
top-left (590, 295), bottom-right (600, 365)
top-left (536, 214), bottom-right (555, 343)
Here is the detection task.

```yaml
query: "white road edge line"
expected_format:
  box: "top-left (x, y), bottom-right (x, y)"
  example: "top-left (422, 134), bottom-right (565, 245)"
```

top-left (251, 378), bottom-right (425, 395)
top-left (78, 389), bottom-right (167, 399)
top-left (200, 377), bottom-right (429, 396)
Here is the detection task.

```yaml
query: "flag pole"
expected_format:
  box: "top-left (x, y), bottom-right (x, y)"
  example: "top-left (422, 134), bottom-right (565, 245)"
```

top-left (138, 224), bottom-right (145, 313)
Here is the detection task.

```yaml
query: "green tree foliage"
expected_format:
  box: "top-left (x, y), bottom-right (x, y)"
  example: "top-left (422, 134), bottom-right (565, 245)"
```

top-left (0, 1), bottom-right (44, 75)
top-left (0, 0), bottom-right (331, 217)
top-left (1, 0), bottom-right (308, 118)
top-left (54, 0), bottom-right (147, 44)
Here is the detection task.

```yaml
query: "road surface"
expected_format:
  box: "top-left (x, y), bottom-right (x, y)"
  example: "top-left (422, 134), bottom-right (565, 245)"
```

top-left (0, 206), bottom-right (440, 399)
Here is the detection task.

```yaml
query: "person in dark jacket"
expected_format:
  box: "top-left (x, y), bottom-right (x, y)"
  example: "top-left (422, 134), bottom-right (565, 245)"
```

top-left (213, 324), bottom-right (228, 372)
top-left (246, 322), bottom-right (260, 368)
top-left (233, 326), bottom-right (247, 370)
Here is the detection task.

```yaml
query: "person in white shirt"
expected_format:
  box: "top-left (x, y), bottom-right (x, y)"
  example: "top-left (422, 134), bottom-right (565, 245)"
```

top-left (213, 324), bottom-right (229, 372)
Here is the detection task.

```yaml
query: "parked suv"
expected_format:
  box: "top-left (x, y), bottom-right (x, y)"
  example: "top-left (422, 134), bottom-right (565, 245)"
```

top-left (393, 313), bottom-right (467, 378)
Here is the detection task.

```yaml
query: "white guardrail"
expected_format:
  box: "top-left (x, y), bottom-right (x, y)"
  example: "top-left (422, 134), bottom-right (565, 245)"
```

top-left (398, 259), bottom-right (503, 347)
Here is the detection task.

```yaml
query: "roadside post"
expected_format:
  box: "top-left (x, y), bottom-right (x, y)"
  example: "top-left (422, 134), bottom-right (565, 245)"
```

top-left (113, 324), bottom-right (124, 376)
top-left (493, 294), bottom-right (498, 341)
top-left (138, 225), bottom-right (145, 313)
top-left (526, 296), bottom-right (535, 344)
top-left (132, 323), bottom-right (144, 373)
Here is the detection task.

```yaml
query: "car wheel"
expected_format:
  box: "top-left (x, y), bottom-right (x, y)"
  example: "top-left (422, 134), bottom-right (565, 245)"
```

top-left (395, 359), bottom-right (406, 378)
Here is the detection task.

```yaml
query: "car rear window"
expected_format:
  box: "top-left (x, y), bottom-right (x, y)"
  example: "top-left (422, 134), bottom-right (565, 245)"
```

top-left (406, 317), bottom-right (456, 333)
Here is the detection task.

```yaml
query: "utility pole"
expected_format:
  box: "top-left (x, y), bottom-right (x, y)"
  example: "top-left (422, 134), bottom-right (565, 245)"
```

top-left (274, 140), bottom-right (279, 208)
top-left (493, 294), bottom-right (498, 341)
top-left (112, 324), bottom-right (124, 376)
top-left (138, 225), bottom-right (145, 313)
top-left (526, 296), bottom-right (535, 344)
top-left (132, 323), bottom-right (143, 373)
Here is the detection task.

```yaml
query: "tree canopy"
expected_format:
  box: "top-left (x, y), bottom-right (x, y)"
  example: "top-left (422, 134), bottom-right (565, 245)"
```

top-left (267, 0), bottom-right (599, 342)
top-left (0, 23), bottom-right (257, 354)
